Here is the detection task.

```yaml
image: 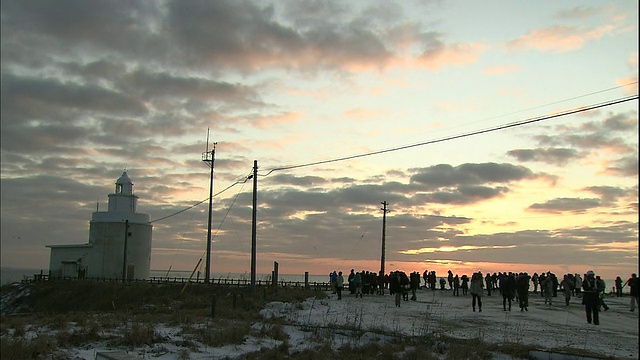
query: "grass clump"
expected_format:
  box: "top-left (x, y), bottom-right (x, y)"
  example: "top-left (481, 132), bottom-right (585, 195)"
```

top-left (1, 335), bottom-right (58, 360)
top-left (181, 319), bottom-right (251, 347)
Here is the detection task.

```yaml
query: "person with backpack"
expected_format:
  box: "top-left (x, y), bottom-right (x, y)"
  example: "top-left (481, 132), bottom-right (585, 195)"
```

top-left (502, 272), bottom-right (516, 311)
top-left (517, 272), bottom-right (531, 311)
top-left (622, 273), bottom-right (639, 312)
top-left (470, 272), bottom-right (484, 312)
top-left (560, 274), bottom-right (573, 306)
top-left (596, 276), bottom-right (609, 311)
top-left (582, 270), bottom-right (604, 325)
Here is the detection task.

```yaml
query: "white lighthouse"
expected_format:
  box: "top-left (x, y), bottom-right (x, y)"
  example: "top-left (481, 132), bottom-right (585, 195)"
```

top-left (47, 171), bottom-right (153, 280)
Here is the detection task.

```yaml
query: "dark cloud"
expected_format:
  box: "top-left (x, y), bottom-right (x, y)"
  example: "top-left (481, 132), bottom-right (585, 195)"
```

top-left (268, 174), bottom-right (328, 187)
top-left (61, 59), bottom-right (128, 81)
top-left (122, 69), bottom-right (259, 103)
top-left (1, 73), bottom-right (147, 120)
top-left (280, 1), bottom-right (351, 29)
top-left (1, 0), bottom-right (164, 60)
top-left (528, 198), bottom-right (601, 213)
top-left (409, 163), bottom-right (534, 188)
top-left (163, 0), bottom-right (393, 71)
top-left (522, 113), bottom-right (637, 180)
top-left (535, 112), bottom-right (637, 155)
top-left (421, 186), bottom-right (508, 205)
top-left (604, 156), bottom-right (638, 177)
top-left (602, 113), bottom-right (638, 131)
top-left (554, 6), bottom-right (601, 20)
top-left (583, 186), bottom-right (628, 206)
top-left (506, 148), bottom-right (580, 165)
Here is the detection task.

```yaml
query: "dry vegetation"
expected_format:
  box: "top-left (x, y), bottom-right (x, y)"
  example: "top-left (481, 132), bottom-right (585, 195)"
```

top-left (1, 280), bottom-right (317, 359)
top-left (0, 281), bottom-right (610, 359)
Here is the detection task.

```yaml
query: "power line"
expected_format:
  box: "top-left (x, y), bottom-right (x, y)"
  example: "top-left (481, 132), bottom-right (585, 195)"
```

top-left (211, 179), bottom-right (248, 240)
top-left (151, 170), bottom-right (253, 223)
top-left (461, 81), bottom-right (638, 129)
top-left (151, 93), bottom-right (637, 223)
top-left (260, 94), bottom-right (638, 177)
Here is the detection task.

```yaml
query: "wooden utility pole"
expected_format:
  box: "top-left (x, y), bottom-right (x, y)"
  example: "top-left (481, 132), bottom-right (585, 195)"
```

top-left (250, 160), bottom-right (258, 296)
top-left (122, 220), bottom-right (129, 283)
top-left (202, 140), bottom-right (216, 284)
top-left (380, 201), bottom-right (389, 277)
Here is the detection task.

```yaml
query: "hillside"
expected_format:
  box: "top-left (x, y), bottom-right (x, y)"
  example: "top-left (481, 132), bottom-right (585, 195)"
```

top-left (1, 281), bottom-right (638, 359)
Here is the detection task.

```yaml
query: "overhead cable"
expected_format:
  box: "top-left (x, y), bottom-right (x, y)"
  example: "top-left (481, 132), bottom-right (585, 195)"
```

top-left (260, 94), bottom-right (638, 177)
top-left (151, 170), bottom-right (253, 223)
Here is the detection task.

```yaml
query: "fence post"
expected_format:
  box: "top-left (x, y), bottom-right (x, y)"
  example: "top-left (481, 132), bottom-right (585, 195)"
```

top-left (305, 272), bottom-right (309, 290)
top-left (272, 261), bottom-right (279, 289)
top-left (211, 294), bottom-right (216, 318)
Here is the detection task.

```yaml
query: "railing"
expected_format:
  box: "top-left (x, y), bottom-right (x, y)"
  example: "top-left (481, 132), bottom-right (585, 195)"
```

top-left (21, 273), bottom-right (334, 291)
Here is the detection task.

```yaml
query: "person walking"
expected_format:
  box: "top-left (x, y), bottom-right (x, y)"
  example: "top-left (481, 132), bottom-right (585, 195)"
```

top-left (423, 270), bottom-right (429, 289)
top-left (410, 271), bottom-right (421, 301)
top-left (378, 270), bottom-right (386, 295)
top-left (453, 274), bottom-right (460, 296)
top-left (348, 269), bottom-right (355, 294)
top-left (461, 274), bottom-right (469, 296)
top-left (330, 271), bottom-right (338, 294)
top-left (485, 272), bottom-right (492, 296)
top-left (551, 272), bottom-right (559, 298)
top-left (582, 270), bottom-right (603, 325)
top-left (336, 271), bottom-right (344, 300)
top-left (614, 276), bottom-right (624, 297)
top-left (429, 271), bottom-right (437, 291)
top-left (543, 274), bottom-right (554, 305)
top-left (560, 274), bottom-right (573, 306)
top-left (596, 276), bottom-right (609, 311)
top-left (502, 272), bottom-right (516, 311)
top-left (516, 272), bottom-right (530, 311)
top-left (470, 272), bottom-right (484, 312)
top-left (362, 271), bottom-right (370, 295)
top-left (622, 273), bottom-right (639, 312)
top-left (399, 271), bottom-right (410, 301)
top-left (538, 272), bottom-right (546, 298)
top-left (574, 273), bottom-right (582, 298)
top-left (389, 271), bottom-right (402, 307)
top-left (354, 271), bottom-right (363, 298)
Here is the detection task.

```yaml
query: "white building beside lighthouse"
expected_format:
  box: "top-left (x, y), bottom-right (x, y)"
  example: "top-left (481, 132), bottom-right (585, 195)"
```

top-left (47, 171), bottom-right (153, 280)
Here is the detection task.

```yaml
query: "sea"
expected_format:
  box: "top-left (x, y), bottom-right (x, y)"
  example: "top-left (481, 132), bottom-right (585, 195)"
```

top-left (2, 268), bottom-right (628, 294)
top-left (0, 267), bottom-right (330, 286)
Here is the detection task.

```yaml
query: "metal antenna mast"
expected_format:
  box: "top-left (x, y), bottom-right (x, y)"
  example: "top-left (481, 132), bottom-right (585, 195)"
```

top-left (202, 129), bottom-right (217, 284)
top-left (380, 201), bottom-right (390, 277)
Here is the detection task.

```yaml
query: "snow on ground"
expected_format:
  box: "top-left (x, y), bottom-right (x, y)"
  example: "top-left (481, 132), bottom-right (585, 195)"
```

top-left (272, 288), bottom-right (639, 359)
top-left (15, 287), bottom-right (640, 359)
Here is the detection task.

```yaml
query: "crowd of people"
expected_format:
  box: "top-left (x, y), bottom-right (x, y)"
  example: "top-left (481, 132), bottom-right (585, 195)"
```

top-left (328, 269), bottom-right (639, 326)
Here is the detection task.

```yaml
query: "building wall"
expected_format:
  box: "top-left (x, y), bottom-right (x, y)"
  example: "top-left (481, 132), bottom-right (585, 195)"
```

top-left (48, 246), bottom-right (92, 278)
top-left (89, 221), bottom-right (152, 280)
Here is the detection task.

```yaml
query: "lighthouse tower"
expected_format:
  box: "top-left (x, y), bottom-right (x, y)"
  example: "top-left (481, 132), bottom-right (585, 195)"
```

top-left (47, 171), bottom-right (153, 280)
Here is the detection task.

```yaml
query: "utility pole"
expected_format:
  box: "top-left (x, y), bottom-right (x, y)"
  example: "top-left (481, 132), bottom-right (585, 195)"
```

top-left (122, 220), bottom-right (129, 283)
top-left (202, 139), bottom-right (217, 284)
top-left (380, 201), bottom-right (389, 277)
top-left (250, 160), bottom-right (258, 296)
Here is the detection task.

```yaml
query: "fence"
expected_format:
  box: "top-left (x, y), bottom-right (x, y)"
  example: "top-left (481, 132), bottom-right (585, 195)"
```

top-left (23, 272), bottom-right (334, 291)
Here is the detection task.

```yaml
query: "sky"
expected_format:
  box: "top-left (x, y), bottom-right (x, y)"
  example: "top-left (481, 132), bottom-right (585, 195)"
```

top-left (1, 0), bottom-right (638, 281)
